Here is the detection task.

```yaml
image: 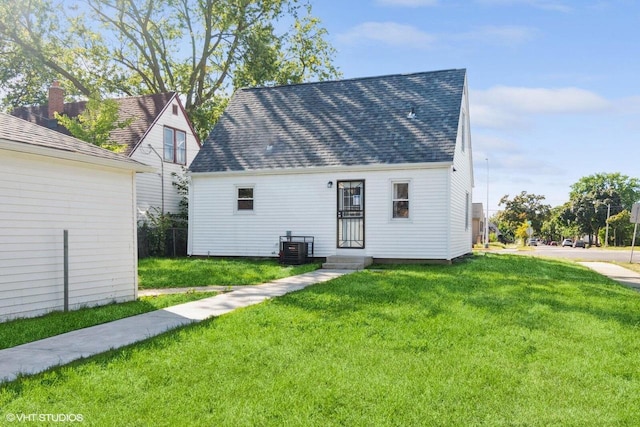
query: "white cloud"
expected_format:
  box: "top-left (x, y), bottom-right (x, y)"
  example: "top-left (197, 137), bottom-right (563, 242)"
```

top-left (458, 25), bottom-right (538, 46)
top-left (472, 86), bottom-right (611, 118)
top-left (472, 135), bottom-right (522, 154)
top-left (470, 104), bottom-right (525, 129)
top-left (475, 0), bottom-right (572, 12)
top-left (376, 0), bottom-right (438, 6)
top-left (336, 22), bottom-right (435, 49)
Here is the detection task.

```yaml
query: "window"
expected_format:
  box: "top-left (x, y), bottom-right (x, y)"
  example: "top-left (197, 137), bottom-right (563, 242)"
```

top-left (163, 127), bottom-right (186, 164)
top-left (237, 187), bottom-right (254, 211)
top-left (392, 182), bottom-right (409, 219)
top-left (172, 104), bottom-right (178, 115)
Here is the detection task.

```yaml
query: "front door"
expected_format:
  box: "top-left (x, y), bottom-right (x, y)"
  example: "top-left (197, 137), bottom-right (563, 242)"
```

top-left (337, 180), bottom-right (365, 248)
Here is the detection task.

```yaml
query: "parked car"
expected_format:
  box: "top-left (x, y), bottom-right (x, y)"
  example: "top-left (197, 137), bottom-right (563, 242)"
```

top-left (527, 238), bottom-right (537, 246)
top-left (573, 240), bottom-right (586, 248)
top-left (549, 241), bottom-right (558, 246)
top-left (562, 239), bottom-right (573, 247)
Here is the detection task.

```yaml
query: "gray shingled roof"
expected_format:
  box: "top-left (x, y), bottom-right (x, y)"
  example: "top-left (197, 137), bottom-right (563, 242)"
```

top-left (10, 92), bottom-right (177, 156)
top-left (190, 69), bottom-right (466, 173)
top-left (0, 112), bottom-right (146, 167)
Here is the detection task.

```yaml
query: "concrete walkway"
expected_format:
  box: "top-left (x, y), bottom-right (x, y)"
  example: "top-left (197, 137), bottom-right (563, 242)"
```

top-left (0, 269), bottom-right (353, 383)
top-left (578, 262), bottom-right (640, 292)
top-left (139, 285), bottom-right (248, 296)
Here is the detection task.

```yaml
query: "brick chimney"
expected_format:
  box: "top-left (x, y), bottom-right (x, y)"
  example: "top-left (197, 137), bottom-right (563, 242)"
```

top-left (48, 81), bottom-right (64, 119)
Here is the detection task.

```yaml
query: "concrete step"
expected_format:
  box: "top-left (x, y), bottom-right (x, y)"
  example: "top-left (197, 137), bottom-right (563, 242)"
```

top-left (322, 262), bottom-right (365, 270)
top-left (322, 256), bottom-right (373, 270)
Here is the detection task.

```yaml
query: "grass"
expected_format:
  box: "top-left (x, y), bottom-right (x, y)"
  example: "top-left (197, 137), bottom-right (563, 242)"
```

top-left (0, 292), bottom-right (219, 350)
top-left (3, 254), bottom-right (640, 425)
top-left (138, 257), bottom-right (321, 289)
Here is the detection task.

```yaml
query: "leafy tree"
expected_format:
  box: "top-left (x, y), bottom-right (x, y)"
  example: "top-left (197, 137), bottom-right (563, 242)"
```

top-left (541, 205), bottom-right (573, 242)
top-left (570, 172), bottom-right (640, 211)
top-left (0, 0), bottom-right (340, 139)
top-left (495, 191), bottom-right (551, 239)
top-left (565, 173), bottom-right (639, 245)
top-left (54, 95), bottom-right (132, 152)
top-left (601, 210), bottom-right (635, 246)
top-left (514, 221), bottom-right (531, 246)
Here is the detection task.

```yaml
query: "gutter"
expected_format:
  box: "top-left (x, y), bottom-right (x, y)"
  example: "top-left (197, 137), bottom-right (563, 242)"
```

top-left (188, 161), bottom-right (454, 178)
top-left (0, 139), bottom-right (154, 173)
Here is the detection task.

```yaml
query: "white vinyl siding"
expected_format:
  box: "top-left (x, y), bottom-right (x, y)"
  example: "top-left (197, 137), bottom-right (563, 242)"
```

top-left (0, 150), bottom-right (138, 321)
top-left (448, 78), bottom-right (474, 259)
top-left (189, 166), bottom-right (451, 260)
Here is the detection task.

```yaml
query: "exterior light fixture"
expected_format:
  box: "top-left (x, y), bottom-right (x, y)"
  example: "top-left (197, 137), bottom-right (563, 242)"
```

top-left (327, 181), bottom-right (333, 189)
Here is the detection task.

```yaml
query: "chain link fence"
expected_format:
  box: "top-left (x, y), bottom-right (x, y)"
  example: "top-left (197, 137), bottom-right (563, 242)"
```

top-left (138, 227), bottom-right (187, 258)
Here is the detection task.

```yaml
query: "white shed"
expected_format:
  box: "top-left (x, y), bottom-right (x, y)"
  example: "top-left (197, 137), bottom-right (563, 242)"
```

top-left (0, 113), bottom-right (153, 321)
top-left (188, 69), bottom-right (474, 263)
top-left (11, 88), bottom-right (202, 220)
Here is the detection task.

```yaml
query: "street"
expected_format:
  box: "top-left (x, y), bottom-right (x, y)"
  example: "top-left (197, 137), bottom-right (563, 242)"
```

top-left (503, 244), bottom-right (640, 264)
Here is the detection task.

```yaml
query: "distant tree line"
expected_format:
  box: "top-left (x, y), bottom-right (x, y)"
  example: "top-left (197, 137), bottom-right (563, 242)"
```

top-left (493, 172), bottom-right (640, 246)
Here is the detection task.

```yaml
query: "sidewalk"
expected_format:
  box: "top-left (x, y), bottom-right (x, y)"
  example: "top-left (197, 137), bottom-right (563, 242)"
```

top-left (0, 269), bottom-right (354, 383)
top-left (578, 262), bottom-right (640, 292)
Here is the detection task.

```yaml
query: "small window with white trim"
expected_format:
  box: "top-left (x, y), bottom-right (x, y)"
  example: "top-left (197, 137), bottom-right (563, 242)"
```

top-left (237, 187), bottom-right (254, 211)
top-left (392, 182), bottom-right (410, 219)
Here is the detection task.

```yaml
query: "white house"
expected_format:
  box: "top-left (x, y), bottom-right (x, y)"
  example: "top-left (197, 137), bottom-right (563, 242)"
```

top-left (188, 69), bottom-right (474, 263)
top-left (11, 85), bottom-right (201, 219)
top-left (0, 113), bottom-right (153, 321)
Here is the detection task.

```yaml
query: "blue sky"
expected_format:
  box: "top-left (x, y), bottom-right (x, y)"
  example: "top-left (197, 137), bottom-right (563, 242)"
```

top-left (310, 0), bottom-right (640, 216)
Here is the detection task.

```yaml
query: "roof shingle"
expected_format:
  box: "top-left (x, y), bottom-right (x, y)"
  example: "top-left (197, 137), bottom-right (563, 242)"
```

top-left (11, 92), bottom-right (176, 156)
top-left (190, 69), bottom-right (466, 173)
top-left (0, 112), bottom-right (145, 167)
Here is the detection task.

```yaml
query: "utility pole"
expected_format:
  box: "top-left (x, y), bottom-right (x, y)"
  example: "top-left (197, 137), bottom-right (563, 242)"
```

top-left (484, 158), bottom-right (489, 248)
top-left (604, 203), bottom-right (611, 247)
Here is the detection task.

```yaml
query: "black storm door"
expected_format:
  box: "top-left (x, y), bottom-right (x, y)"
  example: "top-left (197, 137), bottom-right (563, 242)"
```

top-left (337, 180), bottom-right (365, 248)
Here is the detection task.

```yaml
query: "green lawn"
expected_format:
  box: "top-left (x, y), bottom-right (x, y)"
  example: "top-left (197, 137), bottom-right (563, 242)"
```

top-left (3, 254), bottom-right (640, 425)
top-left (0, 292), bottom-right (219, 350)
top-left (138, 257), bottom-right (321, 289)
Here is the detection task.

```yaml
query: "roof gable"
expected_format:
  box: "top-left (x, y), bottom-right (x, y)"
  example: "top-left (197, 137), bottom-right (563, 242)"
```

top-left (190, 69), bottom-right (466, 173)
top-left (11, 92), bottom-right (178, 156)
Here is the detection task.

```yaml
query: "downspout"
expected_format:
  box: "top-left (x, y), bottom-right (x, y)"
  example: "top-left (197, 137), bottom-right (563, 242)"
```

top-left (132, 171), bottom-right (139, 300)
top-left (187, 173), bottom-right (194, 256)
top-left (147, 145), bottom-right (165, 214)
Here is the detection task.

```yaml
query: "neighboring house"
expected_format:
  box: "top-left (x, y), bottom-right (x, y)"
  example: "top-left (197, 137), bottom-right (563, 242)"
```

top-left (472, 202), bottom-right (485, 245)
top-left (188, 69), bottom-right (474, 262)
top-left (11, 83), bottom-right (201, 220)
top-left (0, 113), bottom-right (153, 321)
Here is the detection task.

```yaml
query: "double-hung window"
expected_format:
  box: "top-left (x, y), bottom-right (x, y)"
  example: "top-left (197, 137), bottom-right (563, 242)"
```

top-left (163, 126), bottom-right (186, 164)
top-left (237, 187), bottom-right (254, 211)
top-left (392, 182), bottom-right (410, 219)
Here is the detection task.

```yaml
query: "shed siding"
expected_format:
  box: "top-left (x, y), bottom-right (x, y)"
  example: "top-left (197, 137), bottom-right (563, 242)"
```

top-left (189, 166), bottom-right (450, 259)
top-left (0, 150), bottom-right (137, 321)
top-left (130, 99), bottom-right (199, 218)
